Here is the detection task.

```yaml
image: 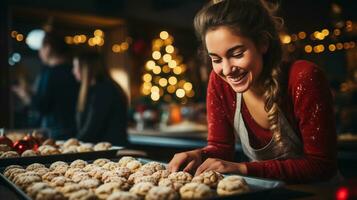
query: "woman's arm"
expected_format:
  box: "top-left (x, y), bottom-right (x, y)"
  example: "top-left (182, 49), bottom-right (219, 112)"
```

top-left (244, 61), bottom-right (338, 183)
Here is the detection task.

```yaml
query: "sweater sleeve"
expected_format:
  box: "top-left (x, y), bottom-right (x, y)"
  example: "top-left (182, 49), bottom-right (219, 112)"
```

top-left (244, 61), bottom-right (338, 183)
top-left (201, 72), bottom-right (236, 161)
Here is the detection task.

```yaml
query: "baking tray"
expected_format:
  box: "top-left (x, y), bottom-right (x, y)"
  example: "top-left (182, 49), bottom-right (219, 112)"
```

top-left (0, 157), bottom-right (285, 200)
top-left (0, 146), bottom-right (123, 167)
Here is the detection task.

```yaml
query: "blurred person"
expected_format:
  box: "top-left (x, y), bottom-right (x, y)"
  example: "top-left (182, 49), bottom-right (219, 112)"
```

top-left (168, 0), bottom-right (339, 184)
top-left (13, 31), bottom-right (79, 139)
top-left (72, 52), bottom-right (128, 146)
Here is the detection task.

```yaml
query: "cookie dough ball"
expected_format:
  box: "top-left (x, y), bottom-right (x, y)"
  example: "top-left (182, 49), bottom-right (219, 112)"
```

top-left (42, 171), bottom-right (63, 182)
top-left (68, 189), bottom-right (97, 200)
top-left (93, 142), bottom-right (112, 151)
top-left (77, 144), bottom-right (93, 152)
top-left (158, 179), bottom-right (184, 192)
top-left (38, 145), bottom-right (60, 155)
top-left (32, 167), bottom-right (50, 177)
top-left (35, 187), bottom-right (66, 200)
top-left (0, 151), bottom-right (20, 158)
top-left (26, 182), bottom-right (52, 199)
top-left (107, 191), bottom-right (140, 200)
top-left (103, 176), bottom-right (131, 190)
top-left (50, 176), bottom-right (71, 187)
top-left (93, 158), bottom-right (111, 167)
top-left (217, 175), bottom-right (249, 196)
top-left (140, 162), bottom-right (166, 172)
top-left (118, 156), bottom-right (136, 167)
top-left (128, 170), bottom-right (155, 185)
top-left (5, 168), bottom-right (26, 181)
top-left (70, 159), bottom-right (88, 169)
top-left (126, 160), bottom-right (142, 172)
top-left (26, 163), bottom-right (46, 171)
top-left (79, 178), bottom-right (100, 190)
top-left (168, 171), bottom-right (193, 184)
top-left (95, 182), bottom-right (123, 199)
top-left (191, 171), bottom-right (223, 188)
top-left (88, 167), bottom-right (108, 180)
top-left (152, 170), bottom-right (171, 183)
top-left (13, 172), bottom-right (42, 190)
top-left (71, 171), bottom-right (91, 183)
top-left (50, 161), bottom-right (69, 171)
top-left (179, 182), bottom-right (214, 199)
top-left (102, 161), bottom-right (120, 171)
top-left (63, 138), bottom-right (80, 148)
top-left (129, 182), bottom-right (155, 198)
top-left (145, 186), bottom-right (179, 200)
top-left (21, 149), bottom-right (39, 157)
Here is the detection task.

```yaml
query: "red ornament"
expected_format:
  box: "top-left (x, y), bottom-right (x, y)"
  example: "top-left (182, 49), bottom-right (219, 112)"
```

top-left (13, 139), bottom-right (32, 155)
top-left (0, 132), bottom-right (13, 147)
top-left (23, 134), bottom-right (39, 150)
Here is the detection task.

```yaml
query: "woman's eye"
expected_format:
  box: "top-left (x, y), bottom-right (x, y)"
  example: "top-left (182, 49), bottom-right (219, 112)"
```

top-left (211, 58), bottom-right (221, 63)
top-left (232, 53), bottom-right (243, 58)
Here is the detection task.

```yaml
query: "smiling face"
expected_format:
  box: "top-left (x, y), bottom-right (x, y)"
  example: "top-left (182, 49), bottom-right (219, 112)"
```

top-left (205, 26), bottom-right (266, 93)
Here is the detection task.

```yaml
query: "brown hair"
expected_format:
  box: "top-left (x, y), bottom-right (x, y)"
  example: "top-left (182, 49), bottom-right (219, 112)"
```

top-left (194, 0), bottom-right (286, 134)
top-left (75, 52), bottom-right (111, 112)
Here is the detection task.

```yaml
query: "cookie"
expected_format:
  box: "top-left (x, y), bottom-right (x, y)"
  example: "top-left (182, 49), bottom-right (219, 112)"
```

top-left (21, 149), bottom-right (39, 157)
top-left (60, 183), bottom-right (83, 195)
top-left (14, 172), bottom-right (42, 190)
top-left (6, 168), bottom-right (26, 181)
top-left (191, 170), bottom-right (223, 188)
top-left (71, 171), bottom-right (91, 183)
top-left (133, 175), bottom-right (157, 185)
top-left (118, 156), bottom-right (136, 167)
top-left (179, 182), bottom-right (214, 199)
top-left (77, 145), bottom-right (93, 153)
top-left (0, 144), bottom-right (12, 152)
top-left (95, 182), bottom-right (123, 199)
top-left (93, 158), bottom-right (111, 167)
top-left (145, 186), bottom-right (179, 200)
top-left (128, 170), bottom-right (155, 185)
top-left (26, 182), bottom-right (52, 199)
top-left (63, 138), bottom-right (80, 148)
top-left (32, 167), bottom-right (50, 177)
top-left (62, 146), bottom-right (78, 154)
top-left (102, 162), bottom-right (119, 171)
top-left (107, 191), bottom-right (139, 200)
top-left (26, 163), bottom-right (46, 171)
top-left (39, 145), bottom-right (60, 155)
top-left (140, 162), bottom-right (166, 172)
top-left (42, 171), bottom-right (63, 182)
top-left (129, 182), bottom-right (155, 198)
top-left (152, 170), bottom-right (171, 183)
top-left (93, 142), bottom-right (112, 151)
top-left (50, 161), bottom-right (69, 171)
top-left (126, 160), bottom-right (142, 172)
top-left (0, 151), bottom-right (20, 158)
top-left (35, 187), bottom-right (66, 200)
top-left (70, 159), bottom-right (88, 169)
top-left (158, 179), bottom-right (184, 192)
top-left (168, 171), bottom-right (193, 184)
top-left (68, 189), bottom-right (97, 200)
top-left (50, 176), bottom-right (70, 187)
top-left (88, 168), bottom-right (108, 180)
top-left (3, 165), bottom-right (23, 174)
top-left (216, 175), bottom-right (249, 196)
top-left (79, 178), bottom-right (100, 190)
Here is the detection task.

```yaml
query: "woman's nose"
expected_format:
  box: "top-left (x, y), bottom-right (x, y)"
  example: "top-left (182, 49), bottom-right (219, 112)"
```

top-left (222, 59), bottom-right (233, 76)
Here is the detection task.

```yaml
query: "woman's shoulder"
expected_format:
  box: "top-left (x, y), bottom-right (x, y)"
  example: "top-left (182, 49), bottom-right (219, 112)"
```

top-left (288, 60), bottom-right (326, 86)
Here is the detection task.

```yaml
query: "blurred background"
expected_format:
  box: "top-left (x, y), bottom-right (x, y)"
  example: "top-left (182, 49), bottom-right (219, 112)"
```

top-left (0, 0), bottom-right (356, 176)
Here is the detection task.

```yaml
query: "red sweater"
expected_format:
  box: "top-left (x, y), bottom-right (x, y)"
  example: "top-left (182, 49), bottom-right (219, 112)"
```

top-left (202, 60), bottom-right (337, 183)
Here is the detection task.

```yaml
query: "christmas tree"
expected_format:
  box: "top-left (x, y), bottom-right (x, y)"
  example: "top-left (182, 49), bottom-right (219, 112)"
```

top-left (141, 31), bottom-right (194, 104)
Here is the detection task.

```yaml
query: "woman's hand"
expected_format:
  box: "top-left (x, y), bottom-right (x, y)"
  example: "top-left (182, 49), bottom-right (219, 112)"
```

top-left (195, 158), bottom-right (247, 176)
top-left (168, 149), bottom-right (203, 174)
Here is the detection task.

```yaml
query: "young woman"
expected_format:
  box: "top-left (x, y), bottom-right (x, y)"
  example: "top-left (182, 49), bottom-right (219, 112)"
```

top-left (168, 0), bottom-right (339, 183)
top-left (72, 52), bottom-right (128, 146)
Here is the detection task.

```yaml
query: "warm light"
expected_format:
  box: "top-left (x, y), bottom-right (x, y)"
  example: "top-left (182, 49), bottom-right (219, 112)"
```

top-left (187, 90), bottom-right (195, 97)
top-left (336, 43), bottom-right (343, 50)
top-left (80, 35), bottom-right (87, 43)
top-left (121, 42), bottom-right (129, 50)
top-left (350, 41), bottom-right (355, 49)
top-left (94, 29), bottom-right (104, 37)
top-left (168, 60), bottom-right (177, 68)
top-left (298, 32), bottom-right (306, 39)
top-left (164, 36), bottom-right (174, 45)
top-left (176, 89), bottom-right (185, 98)
top-left (152, 39), bottom-right (163, 50)
top-left (328, 44), bottom-right (336, 51)
top-left (152, 51), bottom-right (161, 60)
top-left (151, 86), bottom-right (160, 93)
top-left (97, 38), bottom-right (104, 46)
top-left (165, 45), bottom-right (174, 53)
top-left (159, 78), bottom-right (168, 87)
top-left (163, 54), bottom-right (172, 62)
top-left (16, 34), bottom-right (24, 41)
top-left (336, 187), bottom-right (349, 200)
top-left (151, 93), bottom-right (160, 101)
top-left (162, 65), bottom-right (170, 73)
top-left (141, 85), bottom-right (151, 95)
top-left (146, 60), bottom-right (156, 70)
top-left (73, 35), bottom-right (81, 44)
top-left (159, 31), bottom-right (169, 40)
top-left (173, 66), bottom-right (182, 75)
top-left (280, 34), bottom-right (291, 44)
top-left (168, 77), bottom-right (177, 85)
top-left (334, 29), bottom-right (341, 36)
top-left (65, 36), bottom-right (73, 44)
top-left (143, 82), bottom-right (152, 90)
top-left (88, 38), bottom-right (95, 46)
top-left (167, 85), bottom-right (176, 93)
top-left (153, 66), bottom-right (161, 74)
top-left (11, 31), bottom-right (17, 38)
top-left (322, 29), bottom-right (329, 36)
top-left (183, 82), bottom-right (193, 91)
top-left (304, 45), bottom-right (313, 53)
top-left (112, 44), bottom-right (121, 53)
top-left (143, 73), bottom-right (152, 82)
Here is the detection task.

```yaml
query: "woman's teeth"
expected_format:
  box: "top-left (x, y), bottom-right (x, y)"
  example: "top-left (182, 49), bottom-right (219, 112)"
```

top-left (228, 72), bottom-right (247, 83)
